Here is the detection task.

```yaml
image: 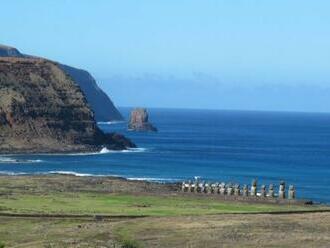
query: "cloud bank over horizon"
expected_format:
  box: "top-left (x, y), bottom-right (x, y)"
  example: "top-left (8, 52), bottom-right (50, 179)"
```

top-left (98, 74), bottom-right (329, 113)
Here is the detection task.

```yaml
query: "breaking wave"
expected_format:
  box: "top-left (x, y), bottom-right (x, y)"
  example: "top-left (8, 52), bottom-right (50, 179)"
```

top-left (66, 147), bottom-right (149, 156)
top-left (127, 177), bottom-right (178, 182)
top-left (47, 171), bottom-right (98, 177)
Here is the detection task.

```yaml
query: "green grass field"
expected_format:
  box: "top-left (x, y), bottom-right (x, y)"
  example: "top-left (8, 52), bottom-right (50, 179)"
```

top-left (1, 175), bottom-right (330, 247)
top-left (0, 192), bottom-right (324, 217)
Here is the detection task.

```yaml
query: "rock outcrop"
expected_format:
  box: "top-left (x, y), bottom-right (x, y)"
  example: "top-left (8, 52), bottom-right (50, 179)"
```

top-left (0, 44), bottom-right (123, 122)
top-left (128, 108), bottom-right (157, 132)
top-left (0, 57), bottom-right (135, 153)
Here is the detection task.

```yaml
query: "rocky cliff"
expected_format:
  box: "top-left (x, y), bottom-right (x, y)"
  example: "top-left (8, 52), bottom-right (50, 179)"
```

top-left (0, 44), bottom-right (123, 122)
top-left (59, 64), bottom-right (123, 122)
top-left (128, 108), bottom-right (157, 132)
top-left (0, 57), bottom-right (135, 153)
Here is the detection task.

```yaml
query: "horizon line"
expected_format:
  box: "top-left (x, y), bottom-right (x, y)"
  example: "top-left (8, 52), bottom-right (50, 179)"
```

top-left (117, 106), bottom-right (330, 115)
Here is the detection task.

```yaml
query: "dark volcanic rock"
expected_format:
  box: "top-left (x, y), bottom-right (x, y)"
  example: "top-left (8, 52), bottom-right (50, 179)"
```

top-left (0, 44), bottom-right (123, 122)
top-left (128, 108), bottom-right (157, 132)
top-left (0, 57), bottom-right (135, 153)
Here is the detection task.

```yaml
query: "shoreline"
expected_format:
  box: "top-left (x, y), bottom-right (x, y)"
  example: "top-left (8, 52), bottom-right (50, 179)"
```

top-left (0, 147), bottom-right (147, 156)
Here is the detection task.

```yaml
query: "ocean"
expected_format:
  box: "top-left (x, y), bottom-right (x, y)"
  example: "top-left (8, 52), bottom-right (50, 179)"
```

top-left (0, 107), bottom-right (330, 203)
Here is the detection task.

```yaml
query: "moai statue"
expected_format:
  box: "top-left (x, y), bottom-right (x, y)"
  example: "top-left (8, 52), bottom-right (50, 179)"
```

top-left (227, 183), bottom-right (234, 196)
top-left (192, 182), bottom-right (197, 193)
top-left (250, 179), bottom-right (257, 196)
top-left (216, 183), bottom-right (221, 194)
top-left (181, 181), bottom-right (185, 192)
top-left (193, 179), bottom-right (199, 193)
top-left (211, 183), bottom-right (218, 194)
top-left (288, 185), bottom-right (296, 199)
top-left (243, 184), bottom-right (249, 197)
top-left (199, 181), bottom-right (205, 193)
top-left (260, 185), bottom-right (266, 197)
top-left (268, 184), bottom-right (275, 198)
top-left (279, 181), bottom-right (286, 199)
top-left (187, 180), bottom-right (192, 192)
top-left (234, 184), bottom-right (240, 196)
top-left (205, 182), bottom-right (211, 194)
top-left (189, 182), bottom-right (193, 192)
top-left (194, 177), bottom-right (200, 186)
top-left (208, 183), bottom-right (212, 194)
top-left (202, 182), bottom-right (206, 193)
top-left (220, 183), bottom-right (226, 195)
top-left (197, 182), bottom-right (203, 193)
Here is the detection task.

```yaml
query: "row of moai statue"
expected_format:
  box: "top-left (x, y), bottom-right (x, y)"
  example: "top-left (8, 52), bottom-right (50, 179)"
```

top-left (181, 179), bottom-right (296, 199)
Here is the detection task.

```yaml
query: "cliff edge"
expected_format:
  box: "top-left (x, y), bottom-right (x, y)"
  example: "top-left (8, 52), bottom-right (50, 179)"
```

top-left (0, 57), bottom-right (135, 153)
top-left (0, 44), bottom-right (123, 122)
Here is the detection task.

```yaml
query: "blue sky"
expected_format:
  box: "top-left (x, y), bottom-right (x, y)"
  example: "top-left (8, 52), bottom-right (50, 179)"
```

top-left (1, 0), bottom-right (330, 112)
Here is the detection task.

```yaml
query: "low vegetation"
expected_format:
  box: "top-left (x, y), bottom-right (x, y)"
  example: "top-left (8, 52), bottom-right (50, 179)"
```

top-left (0, 192), bottom-right (321, 216)
top-left (0, 175), bottom-right (329, 247)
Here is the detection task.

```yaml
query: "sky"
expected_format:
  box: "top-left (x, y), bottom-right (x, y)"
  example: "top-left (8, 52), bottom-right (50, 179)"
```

top-left (1, 0), bottom-right (330, 112)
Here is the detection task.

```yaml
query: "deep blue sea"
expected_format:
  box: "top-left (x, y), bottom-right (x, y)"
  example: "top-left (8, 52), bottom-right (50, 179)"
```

top-left (1, 108), bottom-right (330, 203)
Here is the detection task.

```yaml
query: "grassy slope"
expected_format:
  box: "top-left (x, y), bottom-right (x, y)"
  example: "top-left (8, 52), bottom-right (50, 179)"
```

top-left (0, 192), bottom-right (324, 216)
top-left (0, 175), bottom-right (329, 247)
top-left (0, 217), bottom-right (118, 248)
top-left (1, 213), bottom-right (330, 248)
top-left (114, 213), bottom-right (330, 248)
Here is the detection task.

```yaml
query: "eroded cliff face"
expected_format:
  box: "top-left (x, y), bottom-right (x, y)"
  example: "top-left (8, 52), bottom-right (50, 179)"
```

top-left (0, 44), bottom-right (123, 122)
top-left (0, 57), bottom-right (135, 153)
top-left (59, 64), bottom-right (123, 122)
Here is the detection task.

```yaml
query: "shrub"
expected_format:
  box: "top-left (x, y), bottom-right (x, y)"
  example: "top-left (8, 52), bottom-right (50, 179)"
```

top-left (121, 239), bottom-right (141, 248)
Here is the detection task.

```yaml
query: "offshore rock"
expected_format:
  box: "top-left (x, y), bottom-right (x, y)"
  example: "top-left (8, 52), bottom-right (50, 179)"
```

top-left (0, 57), bottom-right (135, 153)
top-left (128, 108), bottom-right (157, 132)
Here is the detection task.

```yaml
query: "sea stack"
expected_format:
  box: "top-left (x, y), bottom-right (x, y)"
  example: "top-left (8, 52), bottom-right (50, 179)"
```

top-left (128, 108), bottom-right (157, 132)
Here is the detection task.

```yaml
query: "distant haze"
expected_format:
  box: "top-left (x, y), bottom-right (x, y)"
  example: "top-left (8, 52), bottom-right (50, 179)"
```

top-left (1, 0), bottom-right (330, 112)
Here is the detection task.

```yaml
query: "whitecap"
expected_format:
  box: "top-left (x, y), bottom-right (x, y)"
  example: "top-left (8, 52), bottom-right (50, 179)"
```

top-left (127, 177), bottom-right (177, 182)
top-left (0, 157), bottom-right (44, 163)
top-left (0, 171), bottom-right (28, 175)
top-left (123, 147), bottom-right (149, 153)
top-left (97, 121), bottom-right (125, 125)
top-left (48, 171), bottom-right (95, 177)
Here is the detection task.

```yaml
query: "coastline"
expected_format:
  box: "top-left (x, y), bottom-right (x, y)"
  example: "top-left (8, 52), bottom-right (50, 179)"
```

top-left (0, 147), bottom-right (147, 157)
